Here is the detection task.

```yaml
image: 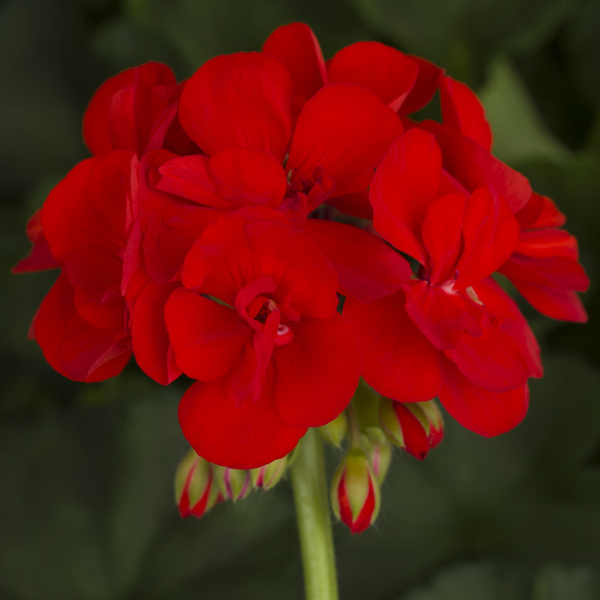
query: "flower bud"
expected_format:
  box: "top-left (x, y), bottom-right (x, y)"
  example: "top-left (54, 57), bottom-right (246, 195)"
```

top-left (251, 455), bottom-right (288, 490)
top-left (365, 436), bottom-right (392, 484)
top-left (319, 410), bottom-right (348, 448)
top-left (214, 466), bottom-right (252, 502)
top-left (331, 449), bottom-right (380, 534)
top-left (379, 399), bottom-right (444, 460)
top-left (175, 449), bottom-right (217, 519)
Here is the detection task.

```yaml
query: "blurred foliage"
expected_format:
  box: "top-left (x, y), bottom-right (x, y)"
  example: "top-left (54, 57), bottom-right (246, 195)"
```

top-left (1, 0), bottom-right (600, 598)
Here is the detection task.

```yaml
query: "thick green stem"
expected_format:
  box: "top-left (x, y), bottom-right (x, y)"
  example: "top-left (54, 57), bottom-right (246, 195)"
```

top-left (290, 428), bottom-right (339, 600)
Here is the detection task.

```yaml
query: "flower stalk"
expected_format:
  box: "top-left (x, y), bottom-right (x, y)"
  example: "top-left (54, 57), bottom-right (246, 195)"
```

top-left (290, 428), bottom-right (339, 600)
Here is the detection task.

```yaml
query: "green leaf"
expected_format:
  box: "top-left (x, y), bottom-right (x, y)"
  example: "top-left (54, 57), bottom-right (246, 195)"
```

top-left (479, 60), bottom-right (570, 165)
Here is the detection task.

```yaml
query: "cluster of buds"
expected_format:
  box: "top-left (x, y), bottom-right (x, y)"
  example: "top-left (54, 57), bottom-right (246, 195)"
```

top-left (175, 449), bottom-right (288, 519)
top-left (326, 381), bottom-right (445, 534)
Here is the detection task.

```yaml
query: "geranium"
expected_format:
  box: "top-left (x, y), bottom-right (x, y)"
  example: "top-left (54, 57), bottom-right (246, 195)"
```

top-left (165, 208), bottom-right (361, 468)
top-left (344, 128), bottom-right (543, 436)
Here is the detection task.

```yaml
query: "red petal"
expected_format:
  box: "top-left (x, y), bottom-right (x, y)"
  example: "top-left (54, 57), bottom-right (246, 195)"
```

top-left (405, 281), bottom-right (482, 351)
top-left (446, 325), bottom-right (530, 393)
top-left (63, 246), bottom-right (126, 332)
top-left (453, 187), bottom-right (520, 290)
top-left (178, 373), bottom-right (306, 469)
top-left (325, 190), bottom-right (373, 220)
top-left (273, 314), bottom-right (360, 427)
top-left (421, 193), bottom-right (466, 285)
top-left (262, 22), bottom-right (327, 100)
top-left (440, 76), bottom-right (492, 151)
top-left (165, 287), bottom-right (252, 382)
top-left (370, 129), bottom-right (442, 264)
top-left (515, 192), bottom-right (566, 229)
top-left (34, 273), bottom-right (131, 382)
top-left (305, 219), bottom-right (411, 303)
top-left (143, 203), bottom-right (222, 283)
top-left (42, 151), bottom-right (133, 261)
top-left (417, 120), bottom-right (531, 213)
top-left (183, 210), bottom-right (339, 319)
top-left (499, 259), bottom-right (589, 323)
top-left (179, 52), bottom-right (293, 161)
top-left (83, 62), bottom-right (177, 156)
top-left (344, 292), bottom-right (442, 403)
top-left (327, 42), bottom-right (418, 112)
top-left (208, 148), bottom-right (287, 209)
top-left (400, 55), bottom-right (443, 115)
top-left (439, 356), bottom-right (529, 437)
top-left (12, 209), bottom-right (60, 273)
top-left (131, 280), bottom-right (182, 385)
top-left (472, 277), bottom-right (543, 379)
top-left (156, 154), bottom-right (228, 208)
top-left (287, 83), bottom-right (403, 205)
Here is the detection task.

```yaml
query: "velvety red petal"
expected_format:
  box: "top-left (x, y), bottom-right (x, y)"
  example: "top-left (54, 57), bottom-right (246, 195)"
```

top-left (144, 203), bottom-right (223, 283)
top-left (262, 22), bottom-right (327, 100)
top-left (471, 277), bottom-right (543, 378)
top-left (63, 246), bottom-right (126, 332)
top-left (446, 326), bottom-right (530, 393)
top-left (369, 129), bottom-right (442, 264)
top-left (12, 209), bottom-right (60, 273)
top-left (514, 229), bottom-right (579, 261)
top-left (405, 281), bottom-right (482, 351)
top-left (83, 62), bottom-right (176, 156)
top-left (42, 151), bottom-right (133, 261)
top-left (34, 273), bottom-right (131, 382)
top-left (183, 210), bottom-right (339, 319)
top-left (515, 192), bottom-right (566, 229)
top-left (421, 193), bottom-right (466, 285)
top-left (400, 55), bottom-right (443, 115)
top-left (131, 280), bottom-right (182, 385)
top-left (208, 148), bottom-right (287, 209)
top-left (305, 219), bottom-right (411, 303)
top-left (499, 265), bottom-right (589, 323)
top-left (179, 52), bottom-right (293, 161)
top-left (273, 314), bottom-right (360, 427)
top-left (439, 356), bottom-right (529, 437)
top-left (165, 287), bottom-right (252, 382)
top-left (327, 42), bottom-right (418, 112)
top-left (287, 83), bottom-right (403, 205)
top-left (178, 372), bottom-right (306, 469)
top-left (344, 292), bottom-right (442, 403)
top-left (417, 120), bottom-right (531, 213)
top-left (440, 75), bottom-right (493, 151)
top-left (453, 187), bottom-right (520, 290)
top-left (156, 154), bottom-right (228, 208)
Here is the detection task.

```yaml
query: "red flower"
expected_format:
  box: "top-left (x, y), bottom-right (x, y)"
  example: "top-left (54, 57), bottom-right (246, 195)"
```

top-left (83, 62), bottom-right (195, 157)
top-left (345, 129), bottom-right (543, 436)
top-left (31, 150), bottom-right (136, 381)
top-left (165, 208), bottom-right (361, 468)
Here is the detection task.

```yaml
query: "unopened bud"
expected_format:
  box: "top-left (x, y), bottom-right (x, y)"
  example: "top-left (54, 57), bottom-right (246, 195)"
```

top-left (331, 449), bottom-right (380, 534)
top-left (379, 398), bottom-right (445, 460)
top-left (251, 455), bottom-right (288, 490)
top-left (365, 437), bottom-right (392, 484)
top-left (319, 410), bottom-right (348, 448)
top-left (214, 466), bottom-right (252, 502)
top-left (175, 449), bottom-right (218, 519)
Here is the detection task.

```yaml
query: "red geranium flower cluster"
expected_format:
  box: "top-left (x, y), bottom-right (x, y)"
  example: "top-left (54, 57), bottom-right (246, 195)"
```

top-left (15, 23), bottom-right (589, 469)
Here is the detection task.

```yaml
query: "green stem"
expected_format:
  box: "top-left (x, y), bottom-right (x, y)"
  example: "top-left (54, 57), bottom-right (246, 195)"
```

top-left (290, 428), bottom-right (339, 600)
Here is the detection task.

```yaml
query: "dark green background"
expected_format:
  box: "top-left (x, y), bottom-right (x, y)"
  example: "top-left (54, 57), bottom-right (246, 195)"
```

top-left (1, 0), bottom-right (600, 598)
